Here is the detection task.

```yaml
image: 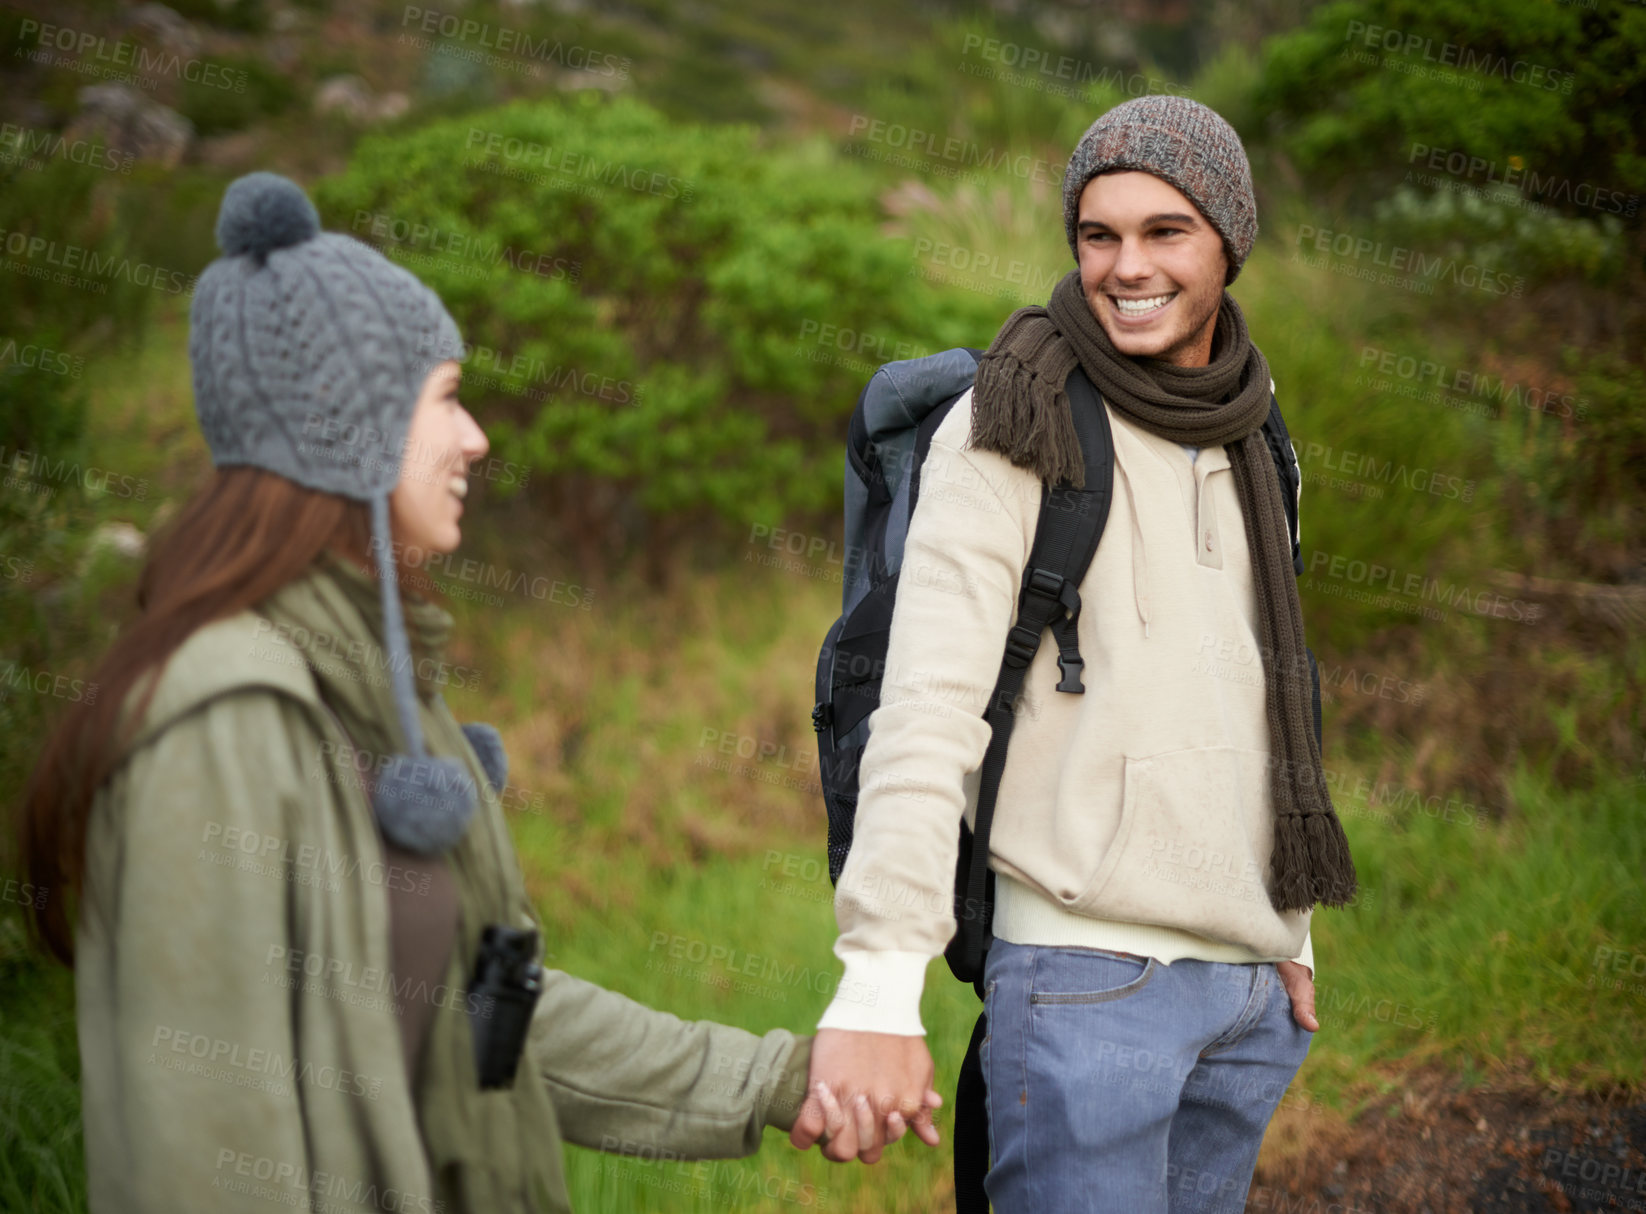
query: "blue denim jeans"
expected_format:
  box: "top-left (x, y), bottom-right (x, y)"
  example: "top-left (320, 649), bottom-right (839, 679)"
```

top-left (981, 940), bottom-right (1312, 1214)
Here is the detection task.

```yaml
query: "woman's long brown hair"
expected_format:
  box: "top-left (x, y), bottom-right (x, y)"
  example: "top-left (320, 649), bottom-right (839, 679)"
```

top-left (17, 466), bottom-right (405, 964)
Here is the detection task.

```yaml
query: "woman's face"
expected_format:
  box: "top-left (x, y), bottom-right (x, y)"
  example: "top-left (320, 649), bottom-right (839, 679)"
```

top-left (389, 360), bottom-right (489, 563)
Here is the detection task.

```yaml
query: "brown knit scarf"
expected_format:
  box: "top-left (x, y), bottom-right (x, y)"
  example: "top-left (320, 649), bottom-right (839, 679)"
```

top-left (968, 269), bottom-right (1357, 912)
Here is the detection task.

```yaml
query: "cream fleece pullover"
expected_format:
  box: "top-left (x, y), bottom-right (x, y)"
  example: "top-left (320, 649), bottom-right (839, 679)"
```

top-left (820, 381), bottom-right (1314, 1036)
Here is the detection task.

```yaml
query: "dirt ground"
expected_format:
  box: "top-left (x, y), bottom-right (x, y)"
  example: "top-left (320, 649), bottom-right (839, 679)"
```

top-left (1250, 1070), bottom-right (1646, 1213)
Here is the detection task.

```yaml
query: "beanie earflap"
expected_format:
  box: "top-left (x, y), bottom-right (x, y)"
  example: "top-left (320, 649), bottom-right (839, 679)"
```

top-left (369, 492), bottom-right (476, 854)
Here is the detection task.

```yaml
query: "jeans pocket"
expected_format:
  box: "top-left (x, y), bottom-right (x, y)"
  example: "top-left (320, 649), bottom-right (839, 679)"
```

top-left (1028, 950), bottom-right (1157, 1006)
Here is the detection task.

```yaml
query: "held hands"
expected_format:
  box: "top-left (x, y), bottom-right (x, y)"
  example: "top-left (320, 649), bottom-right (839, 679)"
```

top-left (789, 967), bottom-right (1313, 1165)
top-left (788, 1030), bottom-right (944, 1164)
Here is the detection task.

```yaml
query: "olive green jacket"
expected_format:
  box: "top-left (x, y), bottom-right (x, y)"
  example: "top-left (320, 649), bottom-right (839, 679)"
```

top-left (76, 596), bottom-right (811, 1213)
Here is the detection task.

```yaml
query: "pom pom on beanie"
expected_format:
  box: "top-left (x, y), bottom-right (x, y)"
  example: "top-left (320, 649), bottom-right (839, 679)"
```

top-left (215, 171), bottom-right (321, 260)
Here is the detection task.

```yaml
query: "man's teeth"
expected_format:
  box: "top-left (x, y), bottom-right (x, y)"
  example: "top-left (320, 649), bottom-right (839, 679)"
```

top-left (1113, 293), bottom-right (1175, 316)
top-left (448, 474), bottom-right (468, 499)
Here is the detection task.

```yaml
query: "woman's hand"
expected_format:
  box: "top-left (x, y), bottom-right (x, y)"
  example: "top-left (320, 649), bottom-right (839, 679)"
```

top-left (788, 1029), bottom-right (943, 1163)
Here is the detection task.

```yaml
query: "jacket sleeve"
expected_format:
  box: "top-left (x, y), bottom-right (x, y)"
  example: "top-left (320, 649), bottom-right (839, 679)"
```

top-left (820, 427), bottom-right (1035, 1035)
top-left (527, 973), bottom-right (811, 1159)
top-left (76, 691), bottom-right (315, 1214)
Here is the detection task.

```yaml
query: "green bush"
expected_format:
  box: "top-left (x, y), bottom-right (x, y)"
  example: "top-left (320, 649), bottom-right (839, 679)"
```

top-left (1251, 0), bottom-right (1646, 241)
top-left (1250, 0), bottom-right (1639, 197)
top-left (1370, 185), bottom-right (1628, 288)
top-left (314, 92), bottom-right (999, 539)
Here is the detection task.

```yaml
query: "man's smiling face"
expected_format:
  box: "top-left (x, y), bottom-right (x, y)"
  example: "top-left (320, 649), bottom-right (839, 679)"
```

top-left (1074, 170), bottom-right (1229, 368)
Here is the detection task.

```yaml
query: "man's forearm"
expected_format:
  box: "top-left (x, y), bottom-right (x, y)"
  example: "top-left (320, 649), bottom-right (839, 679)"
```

top-left (820, 430), bottom-right (1033, 1032)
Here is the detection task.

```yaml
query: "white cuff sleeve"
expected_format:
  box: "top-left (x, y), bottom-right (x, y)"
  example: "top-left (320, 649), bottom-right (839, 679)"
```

top-left (815, 948), bottom-right (931, 1036)
top-left (1293, 929), bottom-right (1314, 977)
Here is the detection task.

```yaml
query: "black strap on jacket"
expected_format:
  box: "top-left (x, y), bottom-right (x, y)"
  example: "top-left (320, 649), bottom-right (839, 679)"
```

top-left (948, 367), bottom-right (1113, 1214)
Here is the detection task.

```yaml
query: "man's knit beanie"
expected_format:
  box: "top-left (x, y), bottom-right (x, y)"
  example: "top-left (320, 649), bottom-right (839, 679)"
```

top-left (1062, 95), bottom-right (1257, 285)
top-left (189, 170), bottom-right (499, 855)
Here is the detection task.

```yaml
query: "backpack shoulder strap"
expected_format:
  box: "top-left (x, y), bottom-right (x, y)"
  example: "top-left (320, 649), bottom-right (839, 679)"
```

top-left (1040, 368), bottom-right (1115, 693)
top-left (1258, 385), bottom-right (1304, 576)
top-left (944, 364), bottom-right (1113, 984)
top-left (1256, 386), bottom-right (1322, 746)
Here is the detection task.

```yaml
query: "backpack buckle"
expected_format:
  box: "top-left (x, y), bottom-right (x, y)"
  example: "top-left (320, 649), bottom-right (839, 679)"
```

top-left (1055, 653), bottom-right (1085, 693)
top-left (811, 701), bottom-right (833, 734)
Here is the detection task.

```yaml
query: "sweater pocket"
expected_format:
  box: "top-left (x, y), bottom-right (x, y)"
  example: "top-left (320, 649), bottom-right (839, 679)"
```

top-left (1069, 745), bottom-right (1301, 957)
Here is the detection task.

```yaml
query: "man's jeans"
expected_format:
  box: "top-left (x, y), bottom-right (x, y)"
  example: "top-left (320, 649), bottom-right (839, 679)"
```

top-left (981, 939), bottom-right (1312, 1214)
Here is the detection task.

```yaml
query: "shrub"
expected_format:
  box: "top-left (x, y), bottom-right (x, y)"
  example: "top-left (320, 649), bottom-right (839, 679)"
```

top-left (314, 92), bottom-right (1000, 549)
top-left (1250, 0), bottom-right (1645, 258)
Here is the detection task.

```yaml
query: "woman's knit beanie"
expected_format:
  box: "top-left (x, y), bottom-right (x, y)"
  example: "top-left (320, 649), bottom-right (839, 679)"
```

top-left (189, 171), bottom-right (489, 855)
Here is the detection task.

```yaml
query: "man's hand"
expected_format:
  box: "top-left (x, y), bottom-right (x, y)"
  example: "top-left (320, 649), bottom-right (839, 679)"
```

top-left (788, 1029), bottom-right (943, 1163)
top-left (1276, 959), bottom-right (1318, 1031)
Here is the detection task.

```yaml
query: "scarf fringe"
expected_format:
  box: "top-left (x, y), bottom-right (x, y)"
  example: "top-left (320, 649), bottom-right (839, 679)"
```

top-left (970, 355), bottom-right (1085, 487)
top-left (1269, 810), bottom-right (1359, 911)
top-left (968, 308), bottom-right (1086, 487)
